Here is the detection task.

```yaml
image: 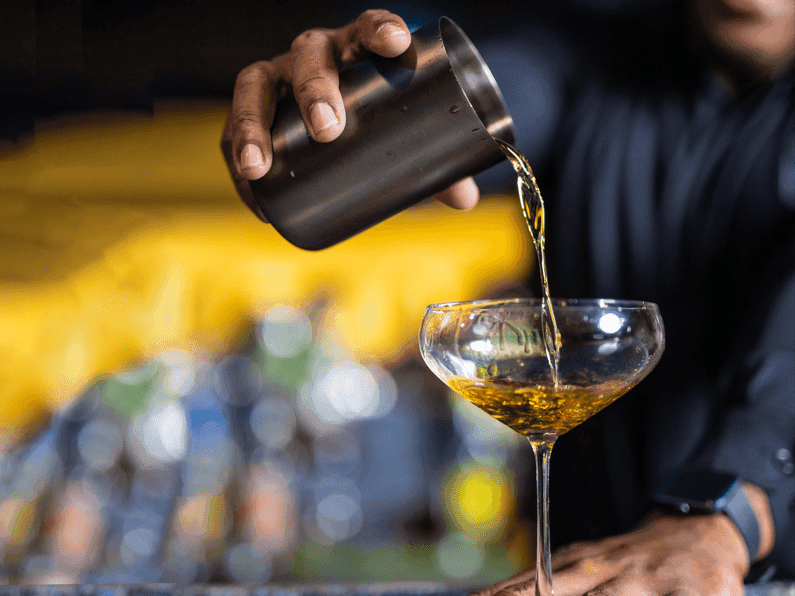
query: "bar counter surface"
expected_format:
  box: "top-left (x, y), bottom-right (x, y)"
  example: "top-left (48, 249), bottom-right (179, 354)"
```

top-left (1, 582), bottom-right (793, 596)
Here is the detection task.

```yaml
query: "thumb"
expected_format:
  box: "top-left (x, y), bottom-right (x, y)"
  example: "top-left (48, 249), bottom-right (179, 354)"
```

top-left (434, 177), bottom-right (480, 210)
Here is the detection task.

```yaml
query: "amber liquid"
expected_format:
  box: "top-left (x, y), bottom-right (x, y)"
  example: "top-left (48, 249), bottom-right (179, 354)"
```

top-left (495, 139), bottom-right (561, 386)
top-left (456, 140), bottom-right (608, 439)
top-left (448, 377), bottom-right (632, 438)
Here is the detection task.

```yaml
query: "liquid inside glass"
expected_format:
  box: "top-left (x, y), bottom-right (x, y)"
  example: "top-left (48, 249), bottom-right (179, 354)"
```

top-left (447, 377), bottom-right (632, 437)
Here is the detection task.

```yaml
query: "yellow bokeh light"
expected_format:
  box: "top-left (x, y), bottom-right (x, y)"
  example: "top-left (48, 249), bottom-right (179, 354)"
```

top-left (445, 464), bottom-right (514, 542)
top-left (0, 100), bottom-right (532, 445)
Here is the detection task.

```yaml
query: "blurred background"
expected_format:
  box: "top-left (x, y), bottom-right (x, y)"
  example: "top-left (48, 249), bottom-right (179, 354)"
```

top-left (0, 0), bottom-right (661, 586)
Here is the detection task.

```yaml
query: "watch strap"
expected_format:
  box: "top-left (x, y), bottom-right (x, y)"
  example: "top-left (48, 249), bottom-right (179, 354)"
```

top-left (722, 480), bottom-right (760, 563)
top-left (652, 471), bottom-right (761, 565)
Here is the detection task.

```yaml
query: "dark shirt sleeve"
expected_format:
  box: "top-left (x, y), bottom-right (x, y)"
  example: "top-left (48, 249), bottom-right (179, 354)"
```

top-left (693, 265), bottom-right (795, 574)
top-left (690, 106), bottom-right (795, 575)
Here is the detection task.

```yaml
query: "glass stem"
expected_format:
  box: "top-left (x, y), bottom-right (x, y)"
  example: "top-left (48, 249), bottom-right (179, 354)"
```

top-left (529, 438), bottom-right (555, 596)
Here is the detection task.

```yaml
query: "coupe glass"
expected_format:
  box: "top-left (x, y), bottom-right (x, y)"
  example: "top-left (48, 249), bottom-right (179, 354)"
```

top-left (419, 298), bottom-right (664, 596)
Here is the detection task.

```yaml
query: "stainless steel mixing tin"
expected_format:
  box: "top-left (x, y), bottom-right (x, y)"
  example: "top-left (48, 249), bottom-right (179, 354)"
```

top-left (248, 16), bottom-right (515, 250)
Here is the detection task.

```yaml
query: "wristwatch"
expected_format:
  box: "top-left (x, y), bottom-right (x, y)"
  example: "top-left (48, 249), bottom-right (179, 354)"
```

top-left (652, 470), bottom-right (760, 564)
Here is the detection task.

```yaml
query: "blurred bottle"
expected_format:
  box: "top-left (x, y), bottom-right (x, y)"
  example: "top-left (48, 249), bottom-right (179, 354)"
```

top-left (255, 305), bottom-right (315, 395)
top-left (354, 360), bottom-right (446, 546)
top-left (0, 427), bottom-right (60, 582)
top-left (224, 453), bottom-right (299, 583)
top-left (162, 368), bottom-right (234, 584)
top-left (91, 354), bottom-right (192, 583)
top-left (219, 307), bottom-right (311, 583)
top-left (36, 470), bottom-right (110, 584)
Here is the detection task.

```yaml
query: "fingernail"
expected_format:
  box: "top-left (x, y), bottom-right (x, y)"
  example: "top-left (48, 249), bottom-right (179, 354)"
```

top-left (378, 23), bottom-right (408, 40)
top-left (240, 143), bottom-right (266, 174)
top-left (309, 102), bottom-right (339, 134)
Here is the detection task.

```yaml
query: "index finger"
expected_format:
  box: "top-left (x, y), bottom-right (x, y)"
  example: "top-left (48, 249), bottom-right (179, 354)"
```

top-left (226, 57), bottom-right (288, 180)
top-left (546, 558), bottom-right (618, 595)
top-left (289, 11), bottom-right (411, 143)
top-left (334, 9), bottom-right (411, 63)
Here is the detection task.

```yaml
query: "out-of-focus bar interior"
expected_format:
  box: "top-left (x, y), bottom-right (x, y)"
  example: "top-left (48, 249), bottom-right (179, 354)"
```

top-left (6, 0), bottom-right (794, 592)
top-left (0, 0), bottom-right (540, 584)
top-left (0, 99), bottom-right (536, 584)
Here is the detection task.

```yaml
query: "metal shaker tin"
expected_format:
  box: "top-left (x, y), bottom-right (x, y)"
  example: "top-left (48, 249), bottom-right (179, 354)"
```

top-left (248, 17), bottom-right (515, 251)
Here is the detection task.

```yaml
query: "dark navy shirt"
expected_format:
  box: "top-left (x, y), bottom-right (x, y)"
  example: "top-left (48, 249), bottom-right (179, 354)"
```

top-left (472, 8), bottom-right (795, 577)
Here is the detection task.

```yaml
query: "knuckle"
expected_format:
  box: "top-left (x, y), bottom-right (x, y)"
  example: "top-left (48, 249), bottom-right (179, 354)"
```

top-left (293, 76), bottom-right (327, 97)
top-left (230, 109), bottom-right (263, 133)
top-left (493, 585), bottom-right (531, 596)
top-left (235, 63), bottom-right (265, 87)
top-left (569, 558), bottom-right (591, 573)
top-left (569, 556), bottom-right (605, 578)
top-left (357, 9), bottom-right (385, 23)
top-left (714, 566), bottom-right (744, 596)
top-left (292, 29), bottom-right (329, 50)
top-left (360, 10), bottom-right (401, 33)
top-left (606, 541), bottom-right (636, 564)
top-left (618, 556), bottom-right (645, 576)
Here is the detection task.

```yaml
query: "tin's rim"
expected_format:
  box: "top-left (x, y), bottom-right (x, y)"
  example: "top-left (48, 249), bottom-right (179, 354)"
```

top-left (440, 16), bottom-right (515, 145)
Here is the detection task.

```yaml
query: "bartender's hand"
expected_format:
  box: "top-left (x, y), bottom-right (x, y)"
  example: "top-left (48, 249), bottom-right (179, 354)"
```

top-left (473, 482), bottom-right (774, 596)
top-left (221, 9), bottom-right (479, 220)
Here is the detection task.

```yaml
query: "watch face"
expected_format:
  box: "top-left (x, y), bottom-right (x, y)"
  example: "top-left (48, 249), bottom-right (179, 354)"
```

top-left (655, 471), bottom-right (737, 510)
